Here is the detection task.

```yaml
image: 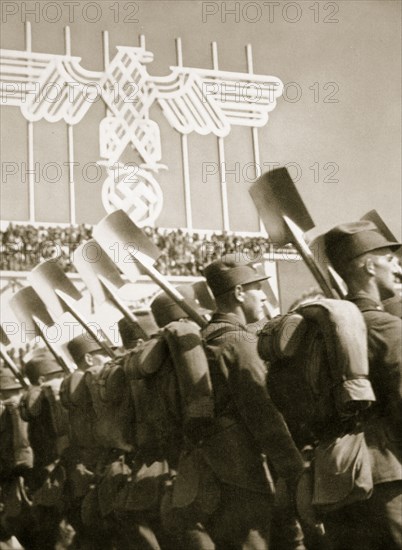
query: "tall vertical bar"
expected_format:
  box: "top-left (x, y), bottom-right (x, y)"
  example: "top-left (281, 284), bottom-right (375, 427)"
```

top-left (102, 31), bottom-right (111, 118)
top-left (211, 42), bottom-right (230, 231)
top-left (25, 22), bottom-right (35, 222)
top-left (65, 26), bottom-right (76, 224)
top-left (246, 44), bottom-right (265, 234)
top-left (101, 28), bottom-right (112, 220)
top-left (176, 37), bottom-right (193, 230)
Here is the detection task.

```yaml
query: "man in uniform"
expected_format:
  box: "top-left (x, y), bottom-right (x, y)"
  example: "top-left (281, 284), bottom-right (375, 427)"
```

top-left (0, 366), bottom-right (24, 401)
top-left (18, 348), bottom-right (69, 550)
top-left (63, 334), bottom-right (117, 550)
top-left (67, 335), bottom-right (112, 373)
top-left (20, 348), bottom-right (67, 476)
top-left (23, 348), bottom-right (65, 387)
top-left (0, 367), bottom-right (33, 550)
top-left (118, 310), bottom-right (158, 351)
top-left (323, 220), bottom-right (402, 549)
top-left (171, 254), bottom-right (305, 549)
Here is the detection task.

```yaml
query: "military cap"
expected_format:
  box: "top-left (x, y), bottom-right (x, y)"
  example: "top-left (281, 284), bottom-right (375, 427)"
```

top-left (324, 220), bottom-right (400, 271)
top-left (0, 368), bottom-right (22, 391)
top-left (24, 348), bottom-right (63, 384)
top-left (67, 334), bottom-right (104, 365)
top-left (118, 310), bottom-right (159, 349)
top-left (151, 284), bottom-right (210, 328)
top-left (204, 253), bottom-right (269, 297)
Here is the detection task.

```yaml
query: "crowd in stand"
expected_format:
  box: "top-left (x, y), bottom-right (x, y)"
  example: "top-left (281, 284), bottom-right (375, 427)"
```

top-left (0, 224), bottom-right (92, 273)
top-left (0, 223), bottom-right (288, 276)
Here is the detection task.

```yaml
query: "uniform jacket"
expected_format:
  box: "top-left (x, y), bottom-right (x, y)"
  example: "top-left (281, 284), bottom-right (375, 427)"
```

top-left (349, 292), bottom-right (402, 484)
top-left (0, 396), bottom-right (33, 479)
top-left (176, 312), bottom-right (304, 496)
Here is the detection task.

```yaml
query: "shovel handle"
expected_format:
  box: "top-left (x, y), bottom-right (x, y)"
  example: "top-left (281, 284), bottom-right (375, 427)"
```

top-left (0, 344), bottom-right (30, 388)
top-left (130, 252), bottom-right (208, 328)
top-left (32, 318), bottom-right (72, 374)
top-left (283, 216), bottom-right (338, 299)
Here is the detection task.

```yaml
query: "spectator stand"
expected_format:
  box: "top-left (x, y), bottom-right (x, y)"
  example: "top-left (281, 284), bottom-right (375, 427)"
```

top-left (0, 222), bottom-right (317, 354)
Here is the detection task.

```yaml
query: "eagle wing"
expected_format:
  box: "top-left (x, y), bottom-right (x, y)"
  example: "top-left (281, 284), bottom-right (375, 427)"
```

top-left (0, 49), bottom-right (103, 124)
top-left (1, 48), bottom-right (283, 134)
top-left (151, 66), bottom-right (283, 137)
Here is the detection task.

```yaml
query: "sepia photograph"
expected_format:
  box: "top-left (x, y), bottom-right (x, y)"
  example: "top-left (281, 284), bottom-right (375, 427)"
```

top-left (0, 1), bottom-right (401, 548)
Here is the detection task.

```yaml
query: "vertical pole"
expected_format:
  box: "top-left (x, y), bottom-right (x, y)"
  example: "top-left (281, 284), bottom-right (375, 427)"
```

top-left (25, 22), bottom-right (35, 222)
top-left (176, 37), bottom-right (193, 230)
top-left (246, 45), bottom-right (277, 306)
top-left (65, 26), bottom-right (76, 225)
top-left (101, 30), bottom-right (113, 210)
top-left (211, 42), bottom-right (230, 231)
top-left (246, 44), bottom-right (265, 234)
top-left (102, 30), bottom-right (111, 118)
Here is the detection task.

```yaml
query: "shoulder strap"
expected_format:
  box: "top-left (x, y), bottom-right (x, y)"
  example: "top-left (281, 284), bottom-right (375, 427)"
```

top-left (203, 323), bottom-right (239, 344)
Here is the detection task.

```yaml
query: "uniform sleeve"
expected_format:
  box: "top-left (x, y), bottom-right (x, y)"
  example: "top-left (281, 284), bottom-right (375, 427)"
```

top-left (365, 312), bottom-right (402, 433)
top-left (223, 338), bottom-right (304, 482)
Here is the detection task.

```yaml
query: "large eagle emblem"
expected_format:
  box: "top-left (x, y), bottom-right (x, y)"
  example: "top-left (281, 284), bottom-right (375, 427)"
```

top-left (1, 46), bottom-right (283, 224)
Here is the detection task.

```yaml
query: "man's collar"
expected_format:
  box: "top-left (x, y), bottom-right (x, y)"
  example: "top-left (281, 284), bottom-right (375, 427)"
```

top-left (347, 291), bottom-right (384, 311)
top-left (207, 311), bottom-right (250, 331)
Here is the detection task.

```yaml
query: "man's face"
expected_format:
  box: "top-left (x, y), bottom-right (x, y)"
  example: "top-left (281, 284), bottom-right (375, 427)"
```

top-left (240, 281), bottom-right (267, 323)
top-left (39, 371), bottom-right (65, 390)
top-left (85, 350), bottom-right (110, 369)
top-left (368, 248), bottom-right (401, 300)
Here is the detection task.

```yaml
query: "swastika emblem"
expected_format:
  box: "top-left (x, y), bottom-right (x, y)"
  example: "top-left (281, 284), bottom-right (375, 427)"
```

top-left (102, 165), bottom-right (163, 227)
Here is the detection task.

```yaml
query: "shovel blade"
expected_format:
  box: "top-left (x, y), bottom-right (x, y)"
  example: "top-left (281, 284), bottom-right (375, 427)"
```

top-left (73, 239), bottom-right (125, 305)
top-left (30, 260), bottom-right (82, 318)
top-left (250, 167), bottom-right (314, 245)
top-left (9, 286), bottom-right (54, 336)
top-left (93, 210), bottom-right (161, 281)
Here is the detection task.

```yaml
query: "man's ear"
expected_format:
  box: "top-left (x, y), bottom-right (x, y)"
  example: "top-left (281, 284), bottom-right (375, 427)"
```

top-left (84, 352), bottom-right (94, 366)
top-left (136, 338), bottom-right (144, 348)
top-left (364, 257), bottom-right (376, 276)
top-left (37, 375), bottom-right (45, 386)
top-left (234, 284), bottom-right (245, 302)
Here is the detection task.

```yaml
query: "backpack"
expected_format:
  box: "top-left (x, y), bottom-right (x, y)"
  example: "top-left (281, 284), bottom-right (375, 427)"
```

top-left (60, 370), bottom-right (98, 450)
top-left (258, 299), bottom-right (376, 446)
top-left (124, 320), bottom-right (215, 467)
top-left (124, 335), bottom-right (182, 467)
top-left (84, 358), bottom-right (135, 453)
top-left (0, 397), bottom-right (33, 478)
